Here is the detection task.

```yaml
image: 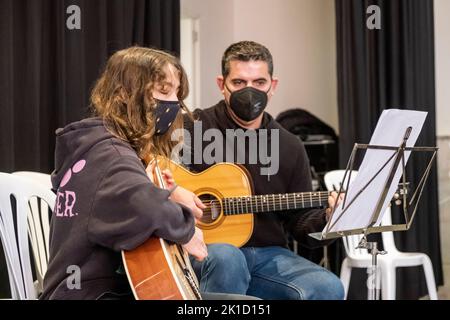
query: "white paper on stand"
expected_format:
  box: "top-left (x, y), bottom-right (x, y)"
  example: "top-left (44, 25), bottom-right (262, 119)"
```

top-left (323, 109), bottom-right (427, 235)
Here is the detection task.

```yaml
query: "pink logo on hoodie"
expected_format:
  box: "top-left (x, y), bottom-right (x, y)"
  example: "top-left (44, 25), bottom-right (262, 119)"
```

top-left (55, 160), bottom-right (86, 218)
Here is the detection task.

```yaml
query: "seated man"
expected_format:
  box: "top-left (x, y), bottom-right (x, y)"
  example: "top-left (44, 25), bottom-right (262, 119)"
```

top-left (183, 41), bottom-right (345, 300)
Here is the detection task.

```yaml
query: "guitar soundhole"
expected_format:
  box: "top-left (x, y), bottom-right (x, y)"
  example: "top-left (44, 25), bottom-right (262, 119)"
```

top-left (198, 194), bottom-right (222, 224)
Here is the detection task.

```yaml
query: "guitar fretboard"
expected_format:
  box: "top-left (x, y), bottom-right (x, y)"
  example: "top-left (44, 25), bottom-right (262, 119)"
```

top-left (223, 191), bottom-right (330, 215)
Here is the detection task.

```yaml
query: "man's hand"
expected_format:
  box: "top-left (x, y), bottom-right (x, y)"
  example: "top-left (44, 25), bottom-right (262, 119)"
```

top-left (325, 191), bottom-right (345, 222)
top-left (183, 227), bottom-right (208, 261)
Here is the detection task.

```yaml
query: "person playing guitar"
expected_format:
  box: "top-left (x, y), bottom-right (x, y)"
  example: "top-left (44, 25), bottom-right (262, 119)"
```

top-left (41, 47), bottom-right (207, 300)
top-left (183, 41), bottom-right (345, 300)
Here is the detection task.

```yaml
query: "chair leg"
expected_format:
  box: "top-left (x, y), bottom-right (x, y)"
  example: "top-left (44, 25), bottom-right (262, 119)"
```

top-left (340, 258), bottom-right (351, 300)
top-left (381, 264), bottom-right (396, 300)
top-left (422, 256), bottom-right (438, 300)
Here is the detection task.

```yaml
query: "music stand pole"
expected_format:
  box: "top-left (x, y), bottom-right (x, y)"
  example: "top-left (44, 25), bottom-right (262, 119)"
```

top-left (356, 234), bottom-right (386, 300)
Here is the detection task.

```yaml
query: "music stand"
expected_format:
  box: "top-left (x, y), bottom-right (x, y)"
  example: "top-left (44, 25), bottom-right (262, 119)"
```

top-left (309, 125), bottom-right (438, 300)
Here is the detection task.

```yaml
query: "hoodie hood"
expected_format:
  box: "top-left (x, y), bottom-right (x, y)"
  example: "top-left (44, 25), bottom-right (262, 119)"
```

top-left (52, 118), bottom-right (116, 190)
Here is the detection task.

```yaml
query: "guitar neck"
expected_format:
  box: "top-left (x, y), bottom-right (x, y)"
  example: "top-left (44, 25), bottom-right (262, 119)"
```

top-left (223, 191), bottom-right (330, 215)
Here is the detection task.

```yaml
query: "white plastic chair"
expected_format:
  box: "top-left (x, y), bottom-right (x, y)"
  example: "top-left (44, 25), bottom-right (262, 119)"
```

top-left (13, 171), bottom-right (52, 189)
top-left (0, 173), bottom-right (55, 299)
top-left (12, 171), bottom-right (52, 294)
top-left (324, 170), bottom-right (438, 300)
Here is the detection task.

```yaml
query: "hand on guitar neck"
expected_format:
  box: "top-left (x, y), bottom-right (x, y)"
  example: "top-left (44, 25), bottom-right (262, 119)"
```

top-left (325, 191), bottom-right (345, 222)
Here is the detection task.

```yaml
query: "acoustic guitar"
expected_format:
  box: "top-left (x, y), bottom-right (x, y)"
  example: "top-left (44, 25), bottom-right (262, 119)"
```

top-left (159, 158), bottom-right (331, 247)
top-left (121, 159), bottom-right (201, 300)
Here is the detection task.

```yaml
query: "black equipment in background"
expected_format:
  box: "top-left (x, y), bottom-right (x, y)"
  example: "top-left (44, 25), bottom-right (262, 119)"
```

top-left (276, 108), bottom-right (343, 274)
top-left (276, 108), bottom-right (339, 190)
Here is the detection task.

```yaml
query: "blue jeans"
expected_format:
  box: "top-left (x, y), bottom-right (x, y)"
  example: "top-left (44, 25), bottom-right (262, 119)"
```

top-left (190, 243), bottom-right (345, 300)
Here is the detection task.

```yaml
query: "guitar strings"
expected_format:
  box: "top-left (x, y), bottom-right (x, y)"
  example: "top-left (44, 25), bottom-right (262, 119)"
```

top-left (199, 191), bottom-right (397, 218)
top-left (199, 200), bottom-right (331, 208)
top-left (198, 191), bottom-right (332, 205)
top-left (197, 192), bottom-right (332, 219)
top-left (198, 194), bottom-right (333, 210)
top-left (199, 194), bottom-right (332, 218)
top-left (199, 204), bottom-right (330, 212)
top-left (199, 195), bottom-right (332, 210)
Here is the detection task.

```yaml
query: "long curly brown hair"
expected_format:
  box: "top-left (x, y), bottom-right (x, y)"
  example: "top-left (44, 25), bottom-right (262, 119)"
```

top-left (90, 46), bottom-right (189, 163)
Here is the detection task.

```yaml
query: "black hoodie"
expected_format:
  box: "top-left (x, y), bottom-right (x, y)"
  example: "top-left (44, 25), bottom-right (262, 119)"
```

top-left (40, 118), bottom-right (195, 300)
top-left (184, 101), bottom-right (327, 249)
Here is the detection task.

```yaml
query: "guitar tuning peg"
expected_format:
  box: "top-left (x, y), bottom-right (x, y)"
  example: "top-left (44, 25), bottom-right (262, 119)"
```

top-left (395, 199), bottom-right (402, 206)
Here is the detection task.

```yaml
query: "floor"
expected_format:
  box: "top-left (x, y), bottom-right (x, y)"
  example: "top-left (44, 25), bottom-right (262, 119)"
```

top-left (437, 136), bottom-right (450, 299)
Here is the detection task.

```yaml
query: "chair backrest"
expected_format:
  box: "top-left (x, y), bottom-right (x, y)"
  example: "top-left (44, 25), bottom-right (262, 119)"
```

top-left (13, 171), bottom-right (52, 189)
top-left (379, 206), bottom-right (398, 253)
top-left (324, 170), bottom-right (398, 257)
top-left (12, 171), bottom-right (52, 282)
top-left (0, 173), bottom-right (55, 299)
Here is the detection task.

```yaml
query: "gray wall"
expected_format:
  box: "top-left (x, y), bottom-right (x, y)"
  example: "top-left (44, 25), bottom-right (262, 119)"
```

top-left (181, 0), bottom-right (339, 132)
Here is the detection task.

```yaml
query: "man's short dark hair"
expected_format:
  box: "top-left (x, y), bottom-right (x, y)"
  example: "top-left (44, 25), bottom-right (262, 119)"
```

top-left (221, 41), bottom-right (273, 78)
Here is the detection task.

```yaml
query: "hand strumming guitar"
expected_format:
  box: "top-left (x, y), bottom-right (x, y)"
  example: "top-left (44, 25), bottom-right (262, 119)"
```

top-left (146, 162), bottom-right (205, 220)
top-left (326, 191), bottom-right (345, 222)
top-left (169, 186), bottom-right (205, 220)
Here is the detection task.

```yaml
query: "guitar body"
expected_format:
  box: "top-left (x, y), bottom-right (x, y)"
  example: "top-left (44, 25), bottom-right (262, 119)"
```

top-left (121, 158), bottom-right (333, 299)
top-left (162, 159), bottom-right (254, 247)
top-left (122, 237), bottom-right (201, 300)
top-left (122, 159), bottom-right (201, 300)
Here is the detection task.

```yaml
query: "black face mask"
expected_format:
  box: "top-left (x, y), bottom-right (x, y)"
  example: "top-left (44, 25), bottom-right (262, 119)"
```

top-left (226, 85), bottom-right (271, 122)
top-left (154, 99), bottom-right (180, 135)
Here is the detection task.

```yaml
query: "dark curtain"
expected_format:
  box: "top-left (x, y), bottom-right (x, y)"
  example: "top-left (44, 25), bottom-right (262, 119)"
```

top-left (335, 0), bottom-right (443, 299)
top-left (0, 0), bottom-right (180, 298)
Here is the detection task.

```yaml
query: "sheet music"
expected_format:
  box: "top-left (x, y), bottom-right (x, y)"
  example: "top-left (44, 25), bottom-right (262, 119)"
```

top-left (323, 109), bottom-right (427, 234)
